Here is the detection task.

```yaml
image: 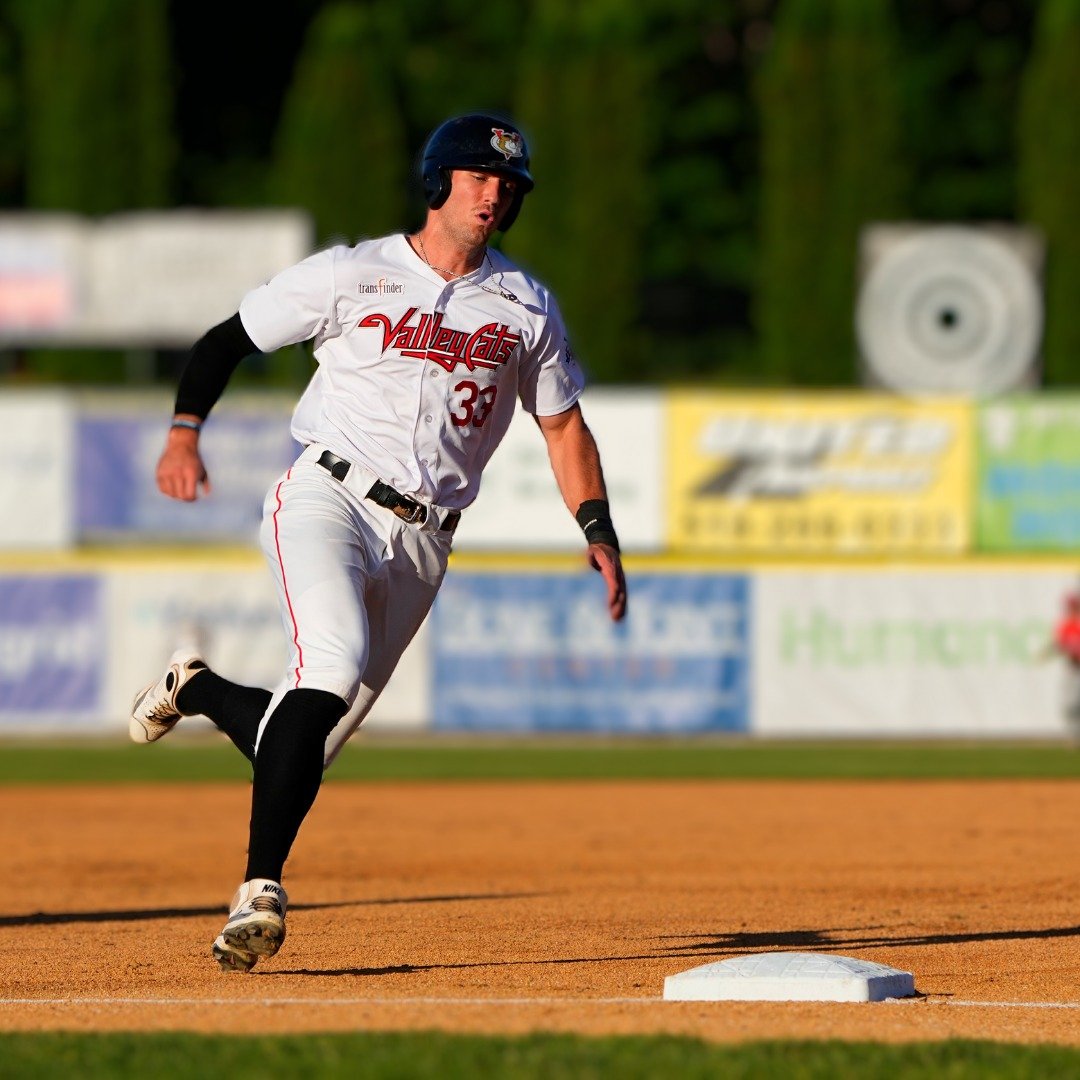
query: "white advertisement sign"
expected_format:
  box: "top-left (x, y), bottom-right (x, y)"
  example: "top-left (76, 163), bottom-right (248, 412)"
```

top-left (754, 567), bottom-right (1076, 735)
top-left (457, 389), bottom-right (663, 552)
top-left (104, 564), bottom-right (430, 736)
top-left (0, 392), bottom-right (74, 549)
top-left (0, 211), bottom-right (312, 346)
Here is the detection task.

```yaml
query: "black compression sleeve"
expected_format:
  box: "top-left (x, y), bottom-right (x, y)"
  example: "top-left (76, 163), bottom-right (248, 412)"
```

top-left (173, 312), bottom-right (259, 419)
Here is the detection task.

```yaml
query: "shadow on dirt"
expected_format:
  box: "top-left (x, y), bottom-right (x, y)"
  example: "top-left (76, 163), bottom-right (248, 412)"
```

top-left (265, 923), bottom-right (1080, 977)
top-left (657, 924), bottom-right (1080, 954)
top-left (0, 892), bottom-right (541, 928)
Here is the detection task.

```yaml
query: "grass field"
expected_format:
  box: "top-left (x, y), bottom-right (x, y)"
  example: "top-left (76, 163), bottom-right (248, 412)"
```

top-left (1, 736), bottom-right (1080, 784)
top-left (3, 737), bottom-right (1079, 1078)
top-left (2, 1031), bottom-right (1080, 1079)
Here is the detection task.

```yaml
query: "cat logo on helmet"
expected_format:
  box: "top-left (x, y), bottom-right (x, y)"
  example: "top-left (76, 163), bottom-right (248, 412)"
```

top-left (490, 128), bottom-right (524, 161)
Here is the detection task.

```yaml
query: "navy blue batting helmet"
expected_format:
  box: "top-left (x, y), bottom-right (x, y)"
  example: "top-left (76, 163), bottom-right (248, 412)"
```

top-left (420, 113), bottom-right (534, 231)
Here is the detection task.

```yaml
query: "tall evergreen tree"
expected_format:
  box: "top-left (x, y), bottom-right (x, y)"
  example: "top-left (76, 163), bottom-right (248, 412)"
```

top-left (13, 0), bottom-right (174, 212)
top-left (757, 0), bottom-right (903, 385)
top-left (637, 0), bottom-right (768, 384)
top-left (1018, 0), bottom-right (1080, 385)
top-left (272, 2), bottom-right (408, 247)
top-left (757, 0), bottom-right (832, 384)
top-left (0, 10), bottom-right (20, 207)
top-left (824, 0), bottom-right (905, 377)
top-left (508, 0), bottom-right (657, 382)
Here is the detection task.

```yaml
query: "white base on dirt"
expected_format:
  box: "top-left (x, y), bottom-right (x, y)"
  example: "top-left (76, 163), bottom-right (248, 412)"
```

top-left (662, 952), bottom-right (916, 1003)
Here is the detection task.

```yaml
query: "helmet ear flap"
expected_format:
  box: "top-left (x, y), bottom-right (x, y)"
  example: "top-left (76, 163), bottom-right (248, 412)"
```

top-left (425, 167), bottom-right (452, 210)
top-left (498, 190), bottom-right (525, 233)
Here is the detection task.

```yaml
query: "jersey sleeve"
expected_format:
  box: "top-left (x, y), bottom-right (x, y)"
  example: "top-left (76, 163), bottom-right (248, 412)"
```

top-left (238, 246), bottom-right (339, 353)
top-left (517, 295), bottom-right (586, 416)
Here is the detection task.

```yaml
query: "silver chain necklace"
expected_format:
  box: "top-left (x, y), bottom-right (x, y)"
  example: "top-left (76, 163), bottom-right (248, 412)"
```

top-left (415, 234), bottom-right (521, 305)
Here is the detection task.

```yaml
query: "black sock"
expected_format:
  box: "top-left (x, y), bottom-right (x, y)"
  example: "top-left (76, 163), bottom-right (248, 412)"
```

top-left (176, 670), bottom-right (272, 764)
top-left (244, 688), bottom-right (347, 883)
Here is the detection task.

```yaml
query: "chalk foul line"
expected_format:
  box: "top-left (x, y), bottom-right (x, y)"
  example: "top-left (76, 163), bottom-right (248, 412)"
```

top-left (1, 996), bottom-right (1079, 1010)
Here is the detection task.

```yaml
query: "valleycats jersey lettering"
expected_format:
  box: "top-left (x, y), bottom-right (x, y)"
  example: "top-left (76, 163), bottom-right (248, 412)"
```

top-left (358, 308), bottom-right (521, 372)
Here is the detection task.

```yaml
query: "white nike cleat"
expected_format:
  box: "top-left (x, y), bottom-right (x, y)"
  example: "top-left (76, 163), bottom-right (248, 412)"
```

top-left (211, 933), bottom-right (258, 974)
top-left (129, 649), bottom-right (208, 744)
top-left (213, 879), bottom-right (288, 973)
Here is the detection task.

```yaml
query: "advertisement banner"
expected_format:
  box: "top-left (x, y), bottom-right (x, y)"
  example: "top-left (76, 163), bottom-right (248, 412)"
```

top-left (0, 392), bottom-right (75, 549)
top-left (77, 397), bottom-right (299, 543)
top-left (754, 568), bottom-right (1072, 735)
top-left (667, 393), bottom-right (973, 554)
top-left (978, 398), bottom-right (1080, 550)
top-left (432, 572), bottom-right (751, 733)
top-left (76, 389), bottom-right (660, 551)
top-left (457, 389), bottom-right (664, 553)
top-left (0, 210), bottom-right (312, 346)
top-left (0, 575), bottom-right (105, 726)
top-left (104, 564), bottom-right (430, 735)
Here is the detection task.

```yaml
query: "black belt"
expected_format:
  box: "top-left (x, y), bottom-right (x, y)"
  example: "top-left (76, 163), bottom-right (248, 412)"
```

top-left (316, 450), bottom-right (460, 534)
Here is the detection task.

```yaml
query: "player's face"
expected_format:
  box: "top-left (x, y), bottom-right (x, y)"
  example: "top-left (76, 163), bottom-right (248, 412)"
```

top-left (442, 169), bottom-right (518, 245)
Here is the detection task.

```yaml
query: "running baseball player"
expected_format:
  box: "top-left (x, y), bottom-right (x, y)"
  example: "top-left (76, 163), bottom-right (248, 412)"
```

top-left (1037, 590), bottom-right (1080, 739)
top-left (130, 113), bottom-right (627, 972)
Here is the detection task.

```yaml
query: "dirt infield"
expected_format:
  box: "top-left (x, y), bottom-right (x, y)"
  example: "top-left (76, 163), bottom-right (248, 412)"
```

top-left (2, 778), bottom-right (1079, 1045)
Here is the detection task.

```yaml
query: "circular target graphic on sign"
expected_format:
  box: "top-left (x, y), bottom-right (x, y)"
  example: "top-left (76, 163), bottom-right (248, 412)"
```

top-left (856, 228), bottom-right (1042, 395)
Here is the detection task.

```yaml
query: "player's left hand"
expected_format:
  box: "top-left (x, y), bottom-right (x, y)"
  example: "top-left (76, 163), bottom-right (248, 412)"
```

top-left (587, 543), bottom-right (627, 622)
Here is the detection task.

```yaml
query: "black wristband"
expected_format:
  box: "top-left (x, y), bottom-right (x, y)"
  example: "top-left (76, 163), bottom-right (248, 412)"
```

top-left (575, 499), bottom-right (620, 551)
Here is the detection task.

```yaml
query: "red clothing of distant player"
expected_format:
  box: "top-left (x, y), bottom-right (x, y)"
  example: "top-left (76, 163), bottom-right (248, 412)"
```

top-left (1056, 612), bottom-right (1080, 665)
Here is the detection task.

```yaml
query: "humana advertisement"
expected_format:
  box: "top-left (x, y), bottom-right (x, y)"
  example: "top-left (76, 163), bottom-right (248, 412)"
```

top-left (753, 568), bottom-right (1073, 735)
top-left (667, 393), bottom-right (972, 555)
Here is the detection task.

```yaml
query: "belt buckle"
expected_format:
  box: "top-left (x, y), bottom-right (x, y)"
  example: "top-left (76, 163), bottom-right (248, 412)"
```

top-left (393, 501), bottom-right (426, 525)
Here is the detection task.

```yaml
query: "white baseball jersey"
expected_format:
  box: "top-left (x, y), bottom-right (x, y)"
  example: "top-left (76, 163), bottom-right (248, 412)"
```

top-left (238, 233), bottom-right (585, 510)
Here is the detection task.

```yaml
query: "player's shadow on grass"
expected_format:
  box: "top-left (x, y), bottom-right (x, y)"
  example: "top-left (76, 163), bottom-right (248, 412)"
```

top-left (0, 892), bottom-right (541, 928)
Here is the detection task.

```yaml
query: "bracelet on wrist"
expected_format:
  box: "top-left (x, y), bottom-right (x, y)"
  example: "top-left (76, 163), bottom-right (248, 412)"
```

top-left (575, 499), bottom-right (620, 551)
top-left (170, 418), bottom-right (202, 433)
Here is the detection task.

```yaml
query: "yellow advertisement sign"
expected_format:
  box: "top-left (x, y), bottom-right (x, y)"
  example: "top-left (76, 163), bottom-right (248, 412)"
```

top-left (667, 393), bottom-right (973, 554)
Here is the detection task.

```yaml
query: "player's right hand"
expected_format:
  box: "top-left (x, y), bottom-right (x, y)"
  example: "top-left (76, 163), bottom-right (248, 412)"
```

top-left (156, 430), bottom-right (211, 501)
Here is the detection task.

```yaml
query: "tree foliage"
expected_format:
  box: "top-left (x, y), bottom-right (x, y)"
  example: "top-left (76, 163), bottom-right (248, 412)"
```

top-left (895, 1), bottom-right (1033, 222)
top-left (0, 9), bottom-right (20, 206)
top-left (757, 0), bottom-right (903, 386)
top-left (12, 0), bottom-right (173, 213)
top-left (0, 0), bottom-right (1069, 388)
top-left (272, 2), bottom-right (409, 248)
top-left (1018, 0), bottom-right (1080, 384)
top-left (508, 0), bottom-right (657, 382)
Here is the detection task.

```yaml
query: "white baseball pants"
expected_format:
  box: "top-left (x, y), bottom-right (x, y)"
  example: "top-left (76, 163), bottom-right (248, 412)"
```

top-left (257, 444), bottom-right (453, 767)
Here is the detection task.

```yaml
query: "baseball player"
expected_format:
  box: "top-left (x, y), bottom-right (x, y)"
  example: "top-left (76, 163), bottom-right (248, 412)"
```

top-left (1037, 591), bottom-right (1080, 738)
top-left (130, 113), bottom-right (627, 972)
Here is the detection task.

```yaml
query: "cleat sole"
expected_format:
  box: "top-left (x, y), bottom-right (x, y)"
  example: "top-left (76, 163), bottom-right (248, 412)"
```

top-left (223, 918), bottom-right (285, 958)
